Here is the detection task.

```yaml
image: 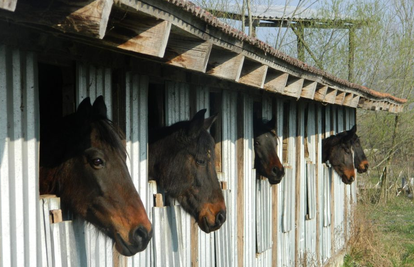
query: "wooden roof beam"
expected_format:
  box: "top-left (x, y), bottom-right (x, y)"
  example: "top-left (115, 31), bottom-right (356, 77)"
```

top-left (314, 85), bottom-right (328, 102)
top-left (342, 93), bottom-right (354, 107)
top-left (300, 81), bottom-right (317, 100)
top-left (163, 31), bottom-right (213, 73)
top-left (238, 60), bottom-right (268, 88)
top-left (335, 91), bottom-right (346, 105)
top-left (0, 0), bottom-right (17, 11)
top-left (263, 70), bottom-right (289, 94)
top-left (207, 48), bottom-right (244, 81)
top-left (323, 88), bottom-right (338, 104)
top-left (4, 0), bottom-right (114, 39)
top-left (104, 8), bottom-right (171, 58)
top-left (283, 76), bottom-right (304, 99)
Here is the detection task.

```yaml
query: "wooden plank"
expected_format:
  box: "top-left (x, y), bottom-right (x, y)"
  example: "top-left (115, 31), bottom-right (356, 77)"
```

top-left (264, 71), bottom-right (289, 94)
top-left (301, 81), bottom-right (317, 99)
top-left (350, 95), bottom-right (360, 108)
top-left (49, 209), bottom-right (63, 224)
top-left (238, 61), bottom-right (268, 88)
top-left (314, 85), bottom-right (328, 102)
top-left (324, 88), bottom-right (338, 104)
top-left (164, 31), bottom-right (213, 73)
top-left (207, 49), bottom-right (244, 81)
top-left (283, 77), bottom-right (304, 99)
top-left (105, 9), bottom-right (171, 58)
top-left (7, 0), bottom-right (113, 39)
top-left (342, 93), bottom-right (354, 107)
top-left (236, 94), bottom-right (245, 267)
top-left (335, 91), bottom-right (345, 105)
top-left (0, 0), bottom-right (17, 11)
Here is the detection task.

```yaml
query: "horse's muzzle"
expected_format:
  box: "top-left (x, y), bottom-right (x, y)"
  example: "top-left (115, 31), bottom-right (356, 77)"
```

top-left (115, 226), bottom-right (153, 256)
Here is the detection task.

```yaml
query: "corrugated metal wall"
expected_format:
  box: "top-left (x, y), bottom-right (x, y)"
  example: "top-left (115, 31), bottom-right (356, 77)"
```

top-left (0, 45), bottom-right (39, 267)
top-left (0, 43), bottom-right (360, 267)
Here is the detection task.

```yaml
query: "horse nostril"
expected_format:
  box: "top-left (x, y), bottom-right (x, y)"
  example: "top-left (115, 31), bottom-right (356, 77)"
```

top-left (215, 210), bottom-right (226, 226)
top-left (131, 225), bottom-right (151, 245)
top-left (273, 167), bottom-right (285, 177)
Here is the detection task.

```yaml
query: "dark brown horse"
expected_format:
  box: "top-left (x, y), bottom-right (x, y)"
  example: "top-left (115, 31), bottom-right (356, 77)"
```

top-left (39, 96), bottom-right (152, 256)
top-left (322, 125), bottom-right (367, 184)
top-left (253, 115), bottom-right (285, 184)
top-left (352, 127), bottom-right (369, 173)
top-left (148, 109), bottom-right (226, 233)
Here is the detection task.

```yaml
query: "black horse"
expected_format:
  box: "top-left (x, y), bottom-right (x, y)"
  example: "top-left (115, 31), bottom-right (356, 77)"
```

top-left (148, 109), bottom-right (226, 233)
top-left (40, 96), bottom-right (152, 256)
top-left (254, 115), bottom-right (285, 184)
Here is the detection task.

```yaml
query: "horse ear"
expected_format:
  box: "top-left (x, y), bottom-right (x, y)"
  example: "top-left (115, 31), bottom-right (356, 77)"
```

top-left (92, 96), bottom-right (108, 119)
top-left (204, 112), bottom-right (218, 130)
top-left (76, 97), bottom-right (92, 118)
top-left (188, 109), bottom-right (207, 137)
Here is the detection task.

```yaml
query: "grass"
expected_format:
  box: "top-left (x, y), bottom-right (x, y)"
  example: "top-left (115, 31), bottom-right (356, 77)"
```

top-left (344, 195), bottom-right (414, 267)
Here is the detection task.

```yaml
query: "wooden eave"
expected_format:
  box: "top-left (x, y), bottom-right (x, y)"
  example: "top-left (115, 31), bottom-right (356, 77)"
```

top-left (0, 0), bottom-right (406, 113)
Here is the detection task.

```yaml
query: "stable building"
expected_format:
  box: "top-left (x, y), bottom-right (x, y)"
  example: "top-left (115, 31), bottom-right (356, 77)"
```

top-left (0, 0), bottom-right (405, 266)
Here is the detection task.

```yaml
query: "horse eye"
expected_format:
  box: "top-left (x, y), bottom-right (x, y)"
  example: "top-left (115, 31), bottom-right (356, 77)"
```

top-left (91, 158), bottom-right (104, 168)
top-left (254, 141), bottom-right (260, 146)
top-left (196, 159), bottom-right (206, 166)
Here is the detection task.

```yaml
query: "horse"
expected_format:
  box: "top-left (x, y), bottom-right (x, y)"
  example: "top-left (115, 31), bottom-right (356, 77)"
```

top-left (39, 96), bottom-right (152, 256)
top-left (352, 127), bottom-right (369, 173)
top-left (148, 109), bottom-right (226, 233)
top-left (322, 125), bottom-right (367, 184)
top-left (253, 115), bottom-right (285, 184)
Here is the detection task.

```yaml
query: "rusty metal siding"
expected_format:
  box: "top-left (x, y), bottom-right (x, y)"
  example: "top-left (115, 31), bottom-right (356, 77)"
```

top-left (0, 45), bottom-right (39, 267)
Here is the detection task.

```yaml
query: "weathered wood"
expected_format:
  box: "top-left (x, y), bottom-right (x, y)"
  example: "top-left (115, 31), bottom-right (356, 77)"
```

top-left (49, 209), bottom-right (63, 224)
top-left (264, 71), bottom-right (289, 94)
top-left (154, 193), bottom-right (163, 207)
top-left (5, 0), bottom-right (113, 39)
top-left (236, 94), bottom-right (245, 267)
top-left (0, 0), bottom-right (17, 11)
top-left (342, 93), bottom-right (354, 107)
top-left (301, 81), bottom-right (317, 99)
top-left (207, 49), bottom-right (244, 81)
top-left (238, 62), bottom-right (268, 88)
top-left (324, 88), bottom-right (338, 104)
top-left (350, 95), bottom-right (360, 108)
top-left (164, 31), bottom-right (213, 73)
top-left (335, 91), bottom-right (345, 105)
top-left (314, 85), bottom-right (328, 102)
top-left (284, 77), bottom-right (304, 99)
top-left (220, 181), bottom-right (228, 190)
top-left (105, 9), bottom-right (171, 58)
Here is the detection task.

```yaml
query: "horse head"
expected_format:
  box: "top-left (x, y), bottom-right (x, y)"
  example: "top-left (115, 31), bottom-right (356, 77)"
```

top-left (253, 115), bottom-right (284, 184)
top-left (351, 126), bottom-right (369, 173)
top-left (322, 125), bottom-right (363, 184)
top-left (40, 96), bottom-right (152, 256)
top-left (149, 109), bottom-right (226, 233)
